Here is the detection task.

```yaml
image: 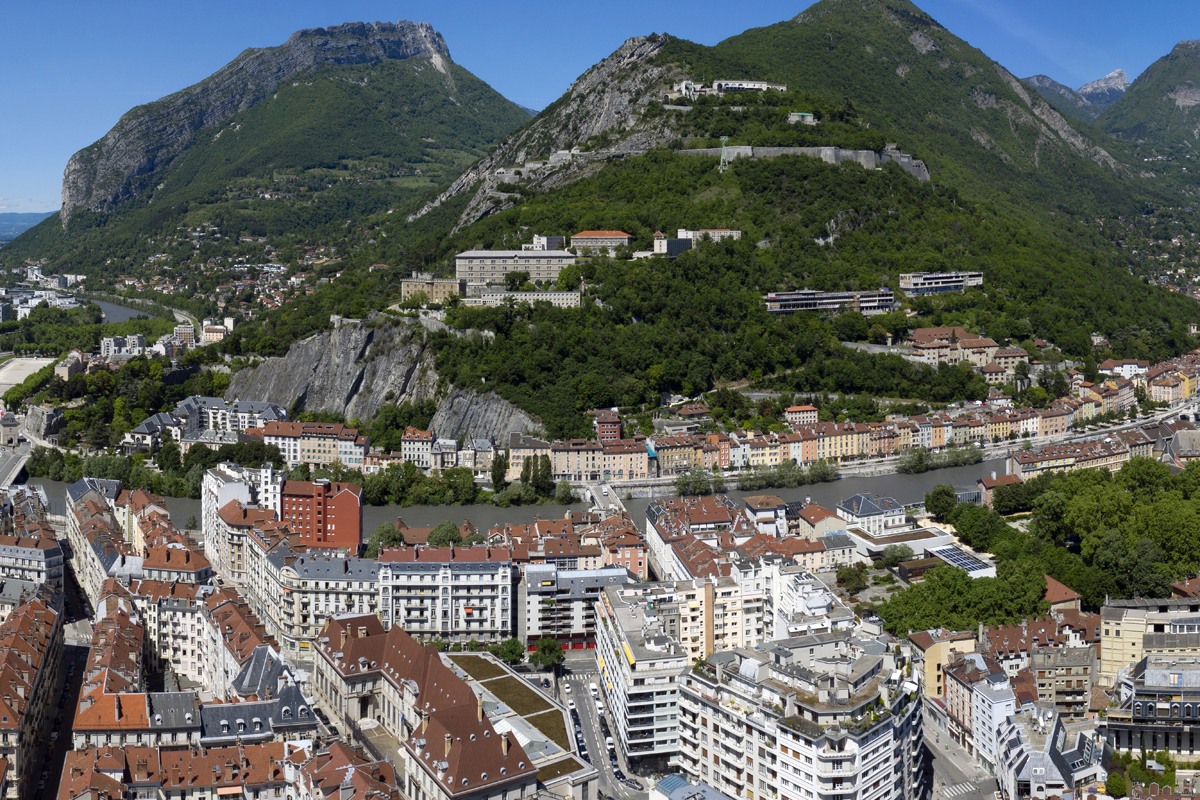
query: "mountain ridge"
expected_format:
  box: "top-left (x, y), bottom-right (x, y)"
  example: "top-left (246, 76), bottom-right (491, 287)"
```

top-left (411, 0), bottom-right (1142, 235)
top-left (1022, 74), bottom-right (1099, 121)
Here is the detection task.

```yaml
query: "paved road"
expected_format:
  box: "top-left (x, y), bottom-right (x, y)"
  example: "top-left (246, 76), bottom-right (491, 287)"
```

top-left (560, 655), bottom-right (648, 800)
top-left (925, 709), bottom-right (998, 800)
top-left (0, 441), bottom-right (31, 485)
top-left (41, 544), bottom-right (93, 798)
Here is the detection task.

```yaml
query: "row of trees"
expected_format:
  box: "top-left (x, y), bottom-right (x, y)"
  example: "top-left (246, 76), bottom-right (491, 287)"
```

top-left (897, 444), bottom-right (984, 474)
top-left (675, 459), bottom-right (841, 497)
top-left (26, 441), bottom-right (282, 499)
top-left (882, 458), bottom-right (1200, 633)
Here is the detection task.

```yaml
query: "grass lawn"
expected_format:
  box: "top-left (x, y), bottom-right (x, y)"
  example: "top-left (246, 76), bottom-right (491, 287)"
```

top-left (526, 708), bottom-right (570, 751)
top-left (448, 654), bottom-right (508, 681)
top-left (481, 675), bottom-right (552, 716)
top-left (537, 757), bottom-right (584, 783)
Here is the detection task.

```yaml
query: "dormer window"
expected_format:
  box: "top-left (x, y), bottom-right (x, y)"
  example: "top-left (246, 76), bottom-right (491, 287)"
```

top-left (299, 706), bottom-right (308, 718)
top-left (221, 721), bottom-right (229, 733)
top-left (282, 707), bottom-right (292, 719)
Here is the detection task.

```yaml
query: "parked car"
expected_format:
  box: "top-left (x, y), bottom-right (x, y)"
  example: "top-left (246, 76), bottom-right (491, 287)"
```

top-left (563, 683), bottom-right (572, 694)
top-left (606, 736), bottom-right (614, 749)
top-left (568, 700), bottom-right (576, 710)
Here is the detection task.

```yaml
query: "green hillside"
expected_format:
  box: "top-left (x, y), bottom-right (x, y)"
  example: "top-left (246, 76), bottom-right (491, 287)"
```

top-left (390, 150), bottom-right (1197, 436)
top-left (649, 0), bottom-right (1156, 228)
top-left (2, 57), bottom-right (529, 277)
top-left (1101, 40), bottom-right (1200, 156)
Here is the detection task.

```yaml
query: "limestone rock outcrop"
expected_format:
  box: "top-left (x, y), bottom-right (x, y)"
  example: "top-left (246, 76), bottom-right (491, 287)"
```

top-left (225, 316), bottom-right (543, 441)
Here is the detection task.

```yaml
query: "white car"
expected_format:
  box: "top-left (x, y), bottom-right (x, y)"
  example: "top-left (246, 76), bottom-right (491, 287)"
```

top-left (606, 736), bottom-right (614, 749)
top-left (563, 683), bottom-right (571, 694)
top-left (568, 700), bottom-right (576, 710)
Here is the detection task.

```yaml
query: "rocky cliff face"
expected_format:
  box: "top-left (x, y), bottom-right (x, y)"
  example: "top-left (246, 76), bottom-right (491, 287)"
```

top-left (1078, 69), bottom-right (1130, 110)
top-left (408, 35), bottom-right (684, 231)
top-left (61, 21), bottom-right (450, 225)
top-left (224, 315), bottom-right (542, 440)
top-left (429, 388), bottom-right (544, 442)
top-left (224, 315), bottom-right (437, 421)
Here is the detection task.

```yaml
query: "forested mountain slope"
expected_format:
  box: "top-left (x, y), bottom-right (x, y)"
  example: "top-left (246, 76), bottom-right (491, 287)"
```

top-left (416, 151), bottom-right (1200, 436)
top-left (1101, 40), bottom-right (1200, 154)
top-left (1, 21), bottom-right (530, 276)
top-left (414, 0), bottom-right (1165, 236)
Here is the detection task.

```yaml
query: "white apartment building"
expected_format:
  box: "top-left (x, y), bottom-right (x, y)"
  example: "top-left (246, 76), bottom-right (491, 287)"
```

top-left (522, 564), bottom-right (631, 650)
top-left (173, 396), bottom-right (286, 435)
top-left (376, 546), bottom-right (514, 643)
top-left (899, 272), bottom-right (984, 296)
top-left (594, 585), bottom-right (688, 773)
top-left (0, 535), bottom-right (64, 591)
top-left (973, 674), bottom-right (1016, 776)
top-left (995, 706), bottom-right (1103, 800)
top-left (678, 639), bottom-right (926, 800)
top-left (400, 426), bottom-right (434, 470)
top-left (464, 289), bottom-right (582, 308)
top-left (677, 228), bottom-right (742, 242)
top-left (100, 334), bottom-right (146, 358)
top-left (201, 464), bottom-right (283, 583)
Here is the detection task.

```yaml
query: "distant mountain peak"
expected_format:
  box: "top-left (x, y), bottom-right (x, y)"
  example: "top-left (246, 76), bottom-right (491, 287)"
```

top-left (1079, 69), bottom-right (1129, 94)
top-left (1077, 69), bottom-right (1128, 112)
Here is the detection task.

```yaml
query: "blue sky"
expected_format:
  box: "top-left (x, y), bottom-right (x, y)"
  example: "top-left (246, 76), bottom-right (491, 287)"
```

top-left (0, 0), bottom-right (1189, 213)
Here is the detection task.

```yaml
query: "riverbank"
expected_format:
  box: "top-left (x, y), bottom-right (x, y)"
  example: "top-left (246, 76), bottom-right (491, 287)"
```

top-left (76, 290), bottom-right (198, 328)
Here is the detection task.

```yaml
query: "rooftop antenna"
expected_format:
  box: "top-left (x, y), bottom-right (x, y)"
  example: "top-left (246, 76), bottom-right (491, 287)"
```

top-left (719, 136), bottom-right (730, 173)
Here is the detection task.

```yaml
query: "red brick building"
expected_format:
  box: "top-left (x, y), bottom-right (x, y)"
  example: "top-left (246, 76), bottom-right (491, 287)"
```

top-left (279, 480), bottom-right (363, 550)
top-left (589, 409), bottom-right (622, 442)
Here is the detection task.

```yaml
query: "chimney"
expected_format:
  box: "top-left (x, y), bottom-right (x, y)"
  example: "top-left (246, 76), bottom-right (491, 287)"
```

top-left (340, 629), bottom-right (348, 649)
top-left (477, 693), bottom-right (483, 723)
top-left (135, 759), bottom-right (149, 782)
top-left (224, 761), bottom-right (234, 782)
top-left (501, 731), bottom-right (510, 757)
top-left (340, 780), bottom-right (354, 800)
top-left (991, 471), bottom-right (997, 481)
top-left (445, 733), bottom-right (453, 758)
top-left (421, 711), bottom-right (429, 735)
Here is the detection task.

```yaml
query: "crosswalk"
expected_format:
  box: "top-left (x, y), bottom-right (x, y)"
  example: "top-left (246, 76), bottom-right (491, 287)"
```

top-left (943, 783), bottom-right (976, 797)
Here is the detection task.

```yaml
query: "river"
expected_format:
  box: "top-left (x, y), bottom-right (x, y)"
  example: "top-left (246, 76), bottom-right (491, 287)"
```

top-left (28, 456), bottom-right (1004, 537)
top-left (90, 298), bottom-right (163, 323)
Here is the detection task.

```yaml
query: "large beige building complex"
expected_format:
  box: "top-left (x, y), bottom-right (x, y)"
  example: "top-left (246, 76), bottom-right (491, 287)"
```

top-left (455, 250), bottom-right (575, 284)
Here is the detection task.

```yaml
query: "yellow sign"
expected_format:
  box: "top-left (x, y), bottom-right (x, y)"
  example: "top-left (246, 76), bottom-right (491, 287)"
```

top-left (623, 644), bottom-right (636, 665)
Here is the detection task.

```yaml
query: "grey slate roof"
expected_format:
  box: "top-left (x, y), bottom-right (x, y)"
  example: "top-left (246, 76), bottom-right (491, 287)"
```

top-left (271, 683), bottom-right (318, 730)
top-left (66, 477), bottom-right (122, 505)
top-left (232, 644), bottom-right (286, 698)
top-left (147, 692), bottom-right (201, 729)
top-left (199, 700), bottom-right (275, 745)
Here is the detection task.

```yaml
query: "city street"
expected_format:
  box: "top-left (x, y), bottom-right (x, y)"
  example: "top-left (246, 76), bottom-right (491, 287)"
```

top-left (41, 536), bottom-right (93, 798)
top-left (560, 653), bottom-right (648, 800)
top-left (924, 709), bottom-right (999, 800)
